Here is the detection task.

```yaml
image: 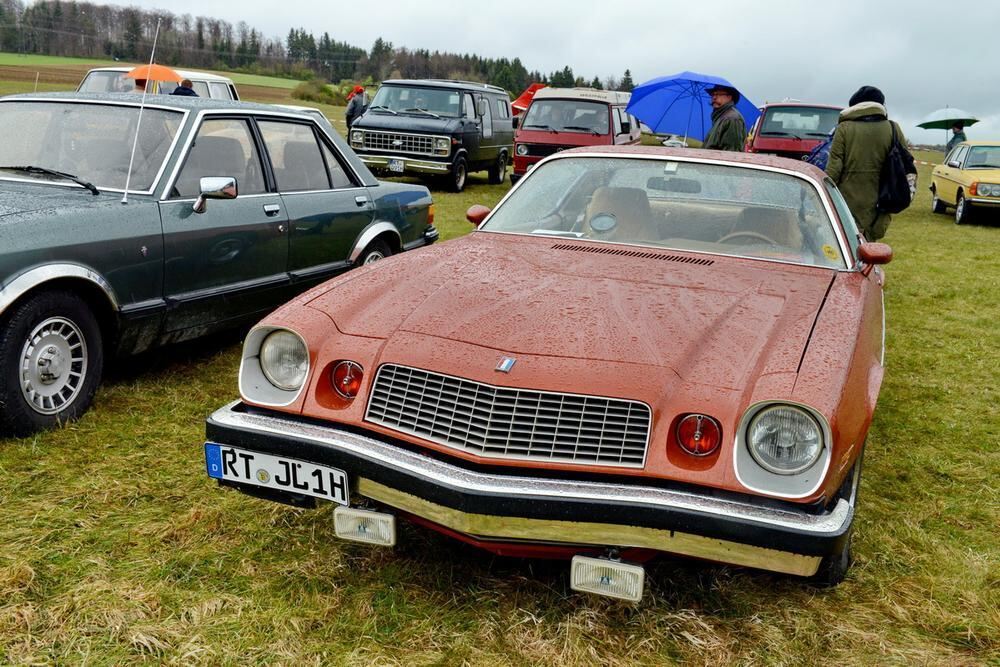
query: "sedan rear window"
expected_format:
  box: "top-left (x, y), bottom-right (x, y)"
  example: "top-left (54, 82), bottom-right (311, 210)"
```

top-left (0, 101), bottom-right (182, 192)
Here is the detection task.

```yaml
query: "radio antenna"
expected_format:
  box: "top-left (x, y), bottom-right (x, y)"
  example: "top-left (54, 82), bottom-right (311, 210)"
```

top-left (121, 17), bottom-right (161, 204)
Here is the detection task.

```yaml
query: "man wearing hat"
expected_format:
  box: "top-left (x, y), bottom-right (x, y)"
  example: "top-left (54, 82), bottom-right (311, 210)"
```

top-left (345, 85), bottom-right (368, 128)
top-left (703, 84), bottom-right (747, 152)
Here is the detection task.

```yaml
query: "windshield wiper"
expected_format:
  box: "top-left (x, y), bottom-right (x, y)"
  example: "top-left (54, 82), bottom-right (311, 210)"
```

top-left (368, 105), bottom-right (398, 115)
top-left (760, 131), bottom-right (802, 140)
top-left (524, 123), bottom-right (553, 131)
top-left (404, 107), bottom-right (441, 119)
top-left (805, 132), bottom-right (831, 137)
top-left (562, 125), bottom-right (600, 135)
top-left (0, 165), bottom-right (100, 195)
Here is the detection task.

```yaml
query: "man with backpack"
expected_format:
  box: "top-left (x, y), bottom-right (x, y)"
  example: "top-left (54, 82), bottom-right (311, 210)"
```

top-left (826, 85), bottom-right (914, 241)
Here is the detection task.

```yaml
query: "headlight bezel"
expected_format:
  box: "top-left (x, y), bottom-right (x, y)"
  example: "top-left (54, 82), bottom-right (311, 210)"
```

top-left (746, 405), bottom-right (824, 475)
top-left (733, 400), bottom-right (833, 499)
top-left (516, 144), bottom-right (529, 156)
top-left (238, 326), bottom-right (311, 407)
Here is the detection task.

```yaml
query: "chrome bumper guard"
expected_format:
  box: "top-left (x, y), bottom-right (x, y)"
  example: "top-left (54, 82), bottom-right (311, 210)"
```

top-left (208, 401), bottom-right (854, 576)
top-left (359, 154), bottom-right (451, 174)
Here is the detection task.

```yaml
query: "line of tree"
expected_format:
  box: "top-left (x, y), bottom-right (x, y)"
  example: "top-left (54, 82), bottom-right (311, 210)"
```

top-left (0, 0), bottom-right (635, 94)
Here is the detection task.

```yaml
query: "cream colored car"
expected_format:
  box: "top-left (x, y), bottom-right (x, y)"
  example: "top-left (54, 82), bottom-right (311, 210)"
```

top-left (930, 141), bottom-right (1000, 224)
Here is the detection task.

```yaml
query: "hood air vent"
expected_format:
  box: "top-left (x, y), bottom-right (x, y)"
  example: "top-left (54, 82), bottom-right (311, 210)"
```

top-left (551, 243), bottom-right (715, 266)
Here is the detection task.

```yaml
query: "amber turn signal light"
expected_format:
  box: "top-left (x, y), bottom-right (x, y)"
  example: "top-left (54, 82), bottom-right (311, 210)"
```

top-left (331, 361), bottom-right (363, 399)
top-left (675, 414), bottom-right (722, 456)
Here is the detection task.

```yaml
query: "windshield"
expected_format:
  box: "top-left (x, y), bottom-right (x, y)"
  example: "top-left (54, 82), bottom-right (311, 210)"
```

top-left (0, 101), bottom-right (183, 192)
top-left (368, 85), bottom-right (462, 117)
top-left (482, 157), bottom-right (844, 269)
top-left (965, 146), bottom-right (1000, 169)
top-left (760, 106), bottom-right (840, 137)
top-left (522, 99), bottom-right (609, 134)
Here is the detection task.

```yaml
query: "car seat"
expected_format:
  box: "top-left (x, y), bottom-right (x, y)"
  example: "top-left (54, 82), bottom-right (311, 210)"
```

top-left (174, 135), bottom-right (252, 198)
top-left (276, 141), bottom-right (327, 191)
top-left (725, 207), bottom-right (803, 249)
top-left (584, 186), bottom-right (656, 243)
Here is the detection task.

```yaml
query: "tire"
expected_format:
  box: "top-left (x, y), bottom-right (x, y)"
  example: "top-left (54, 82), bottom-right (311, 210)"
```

top-left (355, 238), bottom-right (393, 267)
top-left (450, 156), bottom-right (468, 192)
top-left (930, 187), bottom-right (947, 214)
top-left (487, 152), bottom-right (508, 185)
top-left (955, 192), bottom-right (972, 225)
top-left (0, 290), bottom-right (104, 436)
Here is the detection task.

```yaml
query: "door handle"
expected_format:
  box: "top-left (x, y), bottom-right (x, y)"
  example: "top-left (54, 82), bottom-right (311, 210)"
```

top-left (355, 195), bottom-right (370, 208)
top-left (263, 204), bottom-right (281, 216)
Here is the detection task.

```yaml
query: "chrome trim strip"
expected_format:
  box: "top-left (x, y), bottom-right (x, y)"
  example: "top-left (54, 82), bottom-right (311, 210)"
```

top-left (211, 400), bottom-right (852, 536)
top-left (359, 155), bottom-right (451, 173)
top-left (477, 151), bottom-right (853, 271)
top-left (0, 264), bottom-right (118, 317)
top-left (349, 221), bottom-right (402, 263)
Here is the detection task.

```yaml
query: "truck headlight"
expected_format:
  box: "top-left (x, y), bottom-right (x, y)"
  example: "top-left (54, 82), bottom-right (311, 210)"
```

top-left (747, 405), bottom-right (823, 474)
top-left (516, 144), bottom-right (529, 156)
top-left (435, 138), bottom-right (450, 150)
top-left (259, 330), bottom-right (308, 391)
top-left (350, 130), bottom-right (363, 145)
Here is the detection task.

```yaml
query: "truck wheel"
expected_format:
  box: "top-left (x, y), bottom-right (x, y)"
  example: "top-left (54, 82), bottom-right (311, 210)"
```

top-left (488, 152), bottom-right (507, 185)
top-left (450, 156), bottom-right (468, 192)
top-left (930, 187), bottom-right (947, 214)
top-left (0, 290), bottom-right (104, 436)
top-left (355, 238), bottom-right (393, 267)
top-left (955, 192), bottom-right (972, 225)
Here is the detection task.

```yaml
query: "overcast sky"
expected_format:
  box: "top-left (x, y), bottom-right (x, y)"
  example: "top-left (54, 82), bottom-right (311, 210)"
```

top-left (111, 0), bottom-right (994, 144)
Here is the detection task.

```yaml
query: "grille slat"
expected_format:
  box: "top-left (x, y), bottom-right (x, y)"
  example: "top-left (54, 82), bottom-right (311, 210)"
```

top-left (365, 364), bottom-right (650, 468)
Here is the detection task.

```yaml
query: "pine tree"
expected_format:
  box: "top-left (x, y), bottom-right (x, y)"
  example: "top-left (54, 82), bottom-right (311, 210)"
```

top-left (620, 69), bottom-right (634, 92)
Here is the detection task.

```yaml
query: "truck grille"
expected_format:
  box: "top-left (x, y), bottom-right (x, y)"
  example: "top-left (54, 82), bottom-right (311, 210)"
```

top-left (522, 144), bottom-right (572, 157)
top-left (360, 130), bottom-right (439, 156)
top-left (365, 364), bottom-right (650, 468)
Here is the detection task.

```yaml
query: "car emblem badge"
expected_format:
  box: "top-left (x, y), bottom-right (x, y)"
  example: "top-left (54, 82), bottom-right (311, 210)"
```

top-left (256, 469), bottom-right (271, 483)
top-left (392, 139), bottom-right (403, 147)
top-left (496, 356), bottom-right (516, 373)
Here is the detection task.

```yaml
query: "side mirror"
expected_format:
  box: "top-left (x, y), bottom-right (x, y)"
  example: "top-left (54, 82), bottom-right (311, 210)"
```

top-left (193, 176), bottom-right (237, 214)
top-left (477, 98), bottom-right (487, 117)
top-left (620, 121), bottom-right (631, 135)
top-left (512, 115), bottom-right (520, 129)
top-left (947, 160), bottom-right (960, 168)
top-left (466, 204), bottom-right (491, 227)
top-left (858, 242), bottom-right (892, 274)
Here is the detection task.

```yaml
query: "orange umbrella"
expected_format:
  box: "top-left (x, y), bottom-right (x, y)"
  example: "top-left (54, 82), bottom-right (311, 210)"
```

top-left (125, 63), bottom-right (182, 82)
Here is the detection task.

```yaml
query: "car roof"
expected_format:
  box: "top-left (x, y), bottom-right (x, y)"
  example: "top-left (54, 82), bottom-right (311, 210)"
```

top-left (532, 87), bottom-right (631, 105)
top-left (556, 144), bottom-right (829, 179)
top-left (759, 101), bottom-right (842, 110)
top-left (84, 66), bottom-right (234, 83)
top-left (381, 79), bottom-right (508, 94)
top-left (959, 141), bottom-right (1000, 147)
top-left (0, 91), bottom-right (314, 117)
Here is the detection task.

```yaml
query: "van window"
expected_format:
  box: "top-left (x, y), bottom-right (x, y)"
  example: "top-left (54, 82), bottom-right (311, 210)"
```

top-left (464, 94), bottom-right (477, 120)
top-left (481, 97), bottom-right (494, 139)
top-left (613, 108), bottom-right (623, 135)
top-left (192, 81), bottom-right (210, 98)
top-left (209, 82), bottom-right (231, 99)
top-left (496, 98), bottom-right (510, 119)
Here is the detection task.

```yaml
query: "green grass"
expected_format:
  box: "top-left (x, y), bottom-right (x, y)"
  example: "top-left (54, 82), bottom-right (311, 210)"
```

top-left (0, 52), bottom-right (117, 67)
top-left (1, 66), bottom-right (998, 664)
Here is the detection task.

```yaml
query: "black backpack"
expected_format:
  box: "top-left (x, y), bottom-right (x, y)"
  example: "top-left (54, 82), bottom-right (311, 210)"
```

top-left (877, 121), bottom-right (917, 214)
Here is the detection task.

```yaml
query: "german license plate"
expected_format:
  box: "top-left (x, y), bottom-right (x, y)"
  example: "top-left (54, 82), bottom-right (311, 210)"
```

top-left (204, 443), bottom-right (348, 505)
top-left (387, 158), bottom-right (404, 173)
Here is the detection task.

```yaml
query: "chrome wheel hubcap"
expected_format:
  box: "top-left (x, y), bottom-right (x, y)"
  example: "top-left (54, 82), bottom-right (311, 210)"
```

top-left (20, 317), bottom-right (88, 415)
top-left (363, 251), bottom-right (385, 265)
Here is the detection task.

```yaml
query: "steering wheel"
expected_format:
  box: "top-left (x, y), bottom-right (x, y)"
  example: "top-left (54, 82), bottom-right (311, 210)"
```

top-left (718, 230), bottom-right (780, 247)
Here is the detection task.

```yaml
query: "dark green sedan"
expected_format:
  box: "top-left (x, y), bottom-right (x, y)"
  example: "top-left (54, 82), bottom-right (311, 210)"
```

top-left (0, 93), bottom-right (438, 436)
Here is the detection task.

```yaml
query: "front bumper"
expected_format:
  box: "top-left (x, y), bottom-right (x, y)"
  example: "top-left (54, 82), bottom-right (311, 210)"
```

top-left (966, 196), bottom-right (1000, 207)
top-left (206, 401), bottom-right (854, 577)
top-left (358, 153), bottom-right (451, 175)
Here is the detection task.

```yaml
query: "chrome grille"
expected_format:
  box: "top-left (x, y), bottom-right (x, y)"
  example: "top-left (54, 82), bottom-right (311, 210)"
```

top-left (361, 130), bottom-right (437, 156)
top-left (365, 364), bottom-right (650, 468)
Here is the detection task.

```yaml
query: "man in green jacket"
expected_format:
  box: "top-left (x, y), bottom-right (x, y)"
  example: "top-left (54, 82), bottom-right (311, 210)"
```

top-left (703, 85), bottom-right (747, 152)
top-left (826, 85), bottom-right (907, 241)
top-left (945, 123), bottom-right (967, 154)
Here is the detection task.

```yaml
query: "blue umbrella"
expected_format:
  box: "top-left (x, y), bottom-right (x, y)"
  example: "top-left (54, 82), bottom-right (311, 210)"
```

top-left (626, 71), bottom-right (760, 143)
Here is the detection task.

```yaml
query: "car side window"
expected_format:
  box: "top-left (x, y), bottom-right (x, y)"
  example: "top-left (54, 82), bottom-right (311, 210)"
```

top-left (954, 146), bottom-right (969, 167)
top-left (464, 93), bottom-right (476, 120)
top-left (209, 82), bottom-right (230, 99)
top-left (191, 81), bottom-right (210, 98)
top-left (496, 99), bottom-right (510, 119)
top-left (825, 180), bottom-right (861, 261)
top-left (481, 97), bottom-right (494, 138)
top-left (172, 118), bottom-right (266, 198)
top-left (613, 108), bottom-right (623, 135)
top-left (258, 120), bottom-right (331, 192)
top-left (319, 141), bottom-right (354, 189)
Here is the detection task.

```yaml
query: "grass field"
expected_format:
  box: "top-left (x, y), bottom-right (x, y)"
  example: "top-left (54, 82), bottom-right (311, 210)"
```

top-left (0, 63), bottom-right (998, 664)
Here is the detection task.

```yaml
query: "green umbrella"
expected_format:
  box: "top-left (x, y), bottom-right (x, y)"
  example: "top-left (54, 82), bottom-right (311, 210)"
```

top-left (917, 107), bottom-right (979, 130)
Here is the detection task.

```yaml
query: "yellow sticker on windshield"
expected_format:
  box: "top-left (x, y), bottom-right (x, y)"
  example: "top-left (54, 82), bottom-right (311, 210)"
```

top-left (822, 244), bottom-right (840, 261)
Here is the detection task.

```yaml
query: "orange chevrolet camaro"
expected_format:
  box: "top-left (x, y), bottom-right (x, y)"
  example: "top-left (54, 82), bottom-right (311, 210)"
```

top-left (203, 146), bottom-right (893, 601)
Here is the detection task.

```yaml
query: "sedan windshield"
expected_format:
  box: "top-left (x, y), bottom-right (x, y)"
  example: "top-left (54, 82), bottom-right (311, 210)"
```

top-left (368, 86), bottom-right (462, 118)
top-left (964, 146), bottom-right (1000, 169)
top-left (0, 101), bottom-right (182, 192)
top-left (481, 156), bottom-right (845, 269)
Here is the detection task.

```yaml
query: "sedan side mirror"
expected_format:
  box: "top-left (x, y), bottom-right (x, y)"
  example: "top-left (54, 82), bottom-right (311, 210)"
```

top-left (858, 242), bottom-right (892, 275)
top-left (193, 176), bottom-right (237, 214)
top-left (466, 204), bottom-right (491, 227)
top-left (947, 160), bottom-right (960, 168)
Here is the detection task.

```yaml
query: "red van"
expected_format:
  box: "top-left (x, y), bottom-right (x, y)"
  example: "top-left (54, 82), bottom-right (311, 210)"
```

top-left (745, 102), bottom-right (842, 160)
top-left (511, 88), bottom-right (641, 184)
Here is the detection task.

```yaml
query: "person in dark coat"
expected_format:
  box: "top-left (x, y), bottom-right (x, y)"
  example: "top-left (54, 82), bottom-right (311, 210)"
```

top-left (946, 122), bottom-right (967, 153)
top-left (345, 85), bottom-right (368, 128)
top-left (170, 79), bottom-right (199, 97)
top-left (702, 84), bottom-right (747, 151)
top-left (826, 85), bottom-right (908, 241)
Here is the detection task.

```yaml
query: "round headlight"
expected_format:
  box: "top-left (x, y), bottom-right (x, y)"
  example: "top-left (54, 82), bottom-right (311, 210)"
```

top-left (516, 144), bottom-right (529, 156)
top-left (747, 405), bottom-right (823, 474)
top-left (985, 183), bottom-right (998, 196)
top-left (259, 330), bottom-right (308, 391)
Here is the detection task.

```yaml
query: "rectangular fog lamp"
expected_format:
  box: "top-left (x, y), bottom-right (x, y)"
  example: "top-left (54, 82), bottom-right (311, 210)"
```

top-left (333, 506), bottom-right (396, 547)
top-left (570, 555), bottom-right (645, 602)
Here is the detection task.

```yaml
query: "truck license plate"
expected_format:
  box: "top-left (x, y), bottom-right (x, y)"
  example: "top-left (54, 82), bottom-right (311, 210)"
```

top-left (388, 159), bottom-right (404, 173)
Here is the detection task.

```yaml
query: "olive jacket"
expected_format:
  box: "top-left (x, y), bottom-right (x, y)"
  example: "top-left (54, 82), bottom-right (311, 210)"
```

top-left (826, 102), bottom-right (906, 241)
top-left (703, 103), bottom-right (747, 152)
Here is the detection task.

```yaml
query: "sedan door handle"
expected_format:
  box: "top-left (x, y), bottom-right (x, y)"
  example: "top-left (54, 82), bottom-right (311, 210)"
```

top-left (263, 204), bottom-right (281, 216)
top-left (355, 195), bottom-right (371, 208)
